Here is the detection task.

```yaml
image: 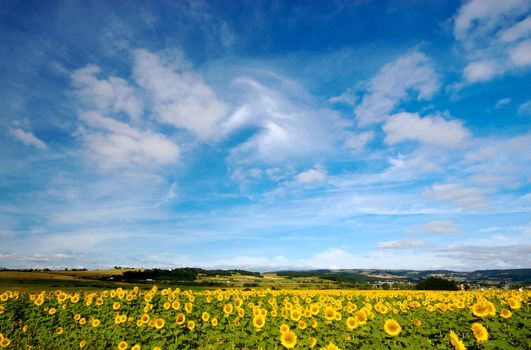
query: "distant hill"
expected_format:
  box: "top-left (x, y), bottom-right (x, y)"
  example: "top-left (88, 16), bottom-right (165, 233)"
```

top-left (269, 268), bottom-right (531, 285)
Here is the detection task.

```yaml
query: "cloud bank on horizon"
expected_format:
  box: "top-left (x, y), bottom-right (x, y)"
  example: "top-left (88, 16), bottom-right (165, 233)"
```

top-left (1, 0), bottom-right (530, 271)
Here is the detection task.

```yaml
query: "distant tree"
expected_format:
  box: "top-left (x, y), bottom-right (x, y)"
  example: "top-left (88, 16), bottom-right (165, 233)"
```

top-left (415, 277), bottom-right (458, 290)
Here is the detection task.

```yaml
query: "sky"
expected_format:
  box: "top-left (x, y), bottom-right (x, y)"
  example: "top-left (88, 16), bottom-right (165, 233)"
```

top-left (1, 0), bottom-right (531, 271)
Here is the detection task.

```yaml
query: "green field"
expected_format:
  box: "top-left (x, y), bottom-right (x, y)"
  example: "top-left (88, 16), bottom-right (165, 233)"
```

top-left (0, 270), bottom-right (335, 293)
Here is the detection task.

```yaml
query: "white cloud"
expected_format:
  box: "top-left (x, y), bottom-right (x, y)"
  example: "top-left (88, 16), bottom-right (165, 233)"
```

top-left (133, 49), bottom-right (228, 140)
top-left (225, 74), bottom-right (341, 165)
top-left (463, 60), bottom-right (498, 82)
top-left (10, 128), bottom-right (47, 150)
top-left (498, 15), bottom-right (531, 43)
top-left (376, 240), bottom-right (425, 250)
top-left (494, 98), bottom-right (511, 108)
top-left (509, 39), bottom-right (531, 67)
top-left (295, 165), bottom-right (327, 184)
top-left (79, 111), bottom-right (180, 170)
top-left (431, 183), bottom-right (489, 210)
top-left (343, 131), bottom-right (374, 154)
top-left (464, 146), bottom-right (497, 163)
top-left (437, 244), bottom-right (531, 268)
top-left (328, 89), bottom-right (358, 106)
top-left (518, 100), bottom-right (531, 115)
top-left (383, 112), bottom-right (469, 147)
top-left (354, 51), bottom-right (439, 126)
top-left (72, 64), bottom-right (143, 122)
top-left (307, 248), bottom-right (365, 269)
top-left (454, 0), bottom-right (530, 45)
top-left (453, 0), bottom-right (531, 83)
top-left (409, 220), bottom-right (460, 235)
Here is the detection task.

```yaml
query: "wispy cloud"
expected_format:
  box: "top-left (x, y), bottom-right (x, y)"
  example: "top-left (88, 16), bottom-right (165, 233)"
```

top-left (376, 240), bottom-right (425, 250)
top-left (133, 49), bottom-right (229, 140)
top-left (453, 0), bottom-right (531, 83)
top-left (295, 165), bottom-right (327, 184)
top-left (518, 100), bottom-right (531, 115)
top-left (383, 112), bottom-right (469, 147)
top-left (409, 220), bottom-right (460, 235)
top-left (72, 64), bottom-right (143, 122)
top-left (225, 73), bottom-right (343, 165)
top-left (431, 183), bottom-right (490, 211)
top-left (9, 128), bottom-right (47, 150)
top-left (78, 111), bottom-right (180, 171)
top-left (354, 51), bottom-right (439, 126)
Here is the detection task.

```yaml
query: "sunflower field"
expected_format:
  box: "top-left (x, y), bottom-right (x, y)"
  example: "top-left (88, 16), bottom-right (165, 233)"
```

top-left (0, 287), bottom-right (529, 349)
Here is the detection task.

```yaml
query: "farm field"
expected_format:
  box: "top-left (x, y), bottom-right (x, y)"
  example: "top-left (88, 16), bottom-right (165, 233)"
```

top-left (0, 270), bottom-right (336, 293)
top-left (0, 287), bottom-right (529, 349)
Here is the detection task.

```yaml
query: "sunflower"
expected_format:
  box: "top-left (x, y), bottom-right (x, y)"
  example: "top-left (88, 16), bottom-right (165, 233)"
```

top-left (211, 317), bottom-right (218, 327)
top-left (140, 313), bottom-right (150, 323)
top-left (253, 315), bottom-right (266, 329)
top-left (115, 315), bottom-right (123, 325)
top-left (309, 337), bottom-right (317, 348)
top-left (413, 319), bottom-right (422, 327)
top-left (117, 341), bottom-right (128, 350)
top-left (507, 298), bottom-right (521, 310)
top-left (320, 341), bottom-right (340, 350)
top-left (223, 303), bottom-right (233, 315)
top-left (131, 345), bottom-right (141, 350)
top-left (202, 311), bottom-right (210, 322)
top-left (324, 306), bottom-right (335, 321)
top-left (79, 340), bottom-right (86, 348)
top-left (185, 303), bottom-right (193, 313)
top-left (187, 320), bottom-right (195, 331)
top-left (113, 302), bottom-right (121, 310)
top-left (280, 330), bottom-right (297, 349)
top-left (56, 327), bottom-right (63, 335)
top-left (471, 322), bottom-right (488, 342)
top-left (310, 303), bottom-right (320, 315)
top-left (1, 337), bottom-right (11, 348)
top-left (154, 318), bottom-right (165, 330)
top-left (449, 330), bottom-right (467, 350)
top-left (500, 308), bottom-right (512, 319)
top-left (91, 319), bottom-right (100, 327)
top-left (290, 308), bottom-right (302, 321)
top-left (176, 313), bottom-right (186, 325)
top-left (346, 316), bottom-right (358, 330)
top-left (355, 310), bottom-right (367, 325)
top-left (471, 301), bottom-right (489, 317)
top-left (384, 319), bottom-right (401, 337)
top-left (279, 324), bottom-right (290, 334)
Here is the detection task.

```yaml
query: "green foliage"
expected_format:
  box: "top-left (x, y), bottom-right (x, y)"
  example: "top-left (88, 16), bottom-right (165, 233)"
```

top-left (416, 277), bottom-right (459, 291)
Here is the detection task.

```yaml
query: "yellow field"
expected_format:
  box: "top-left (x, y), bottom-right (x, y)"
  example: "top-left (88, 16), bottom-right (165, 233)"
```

top-left (0, 287), bottom-right (529, 349)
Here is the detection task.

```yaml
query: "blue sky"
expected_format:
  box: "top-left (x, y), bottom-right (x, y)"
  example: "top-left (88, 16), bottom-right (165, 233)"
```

top-left (1, 0), bottom-right (531, 271)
